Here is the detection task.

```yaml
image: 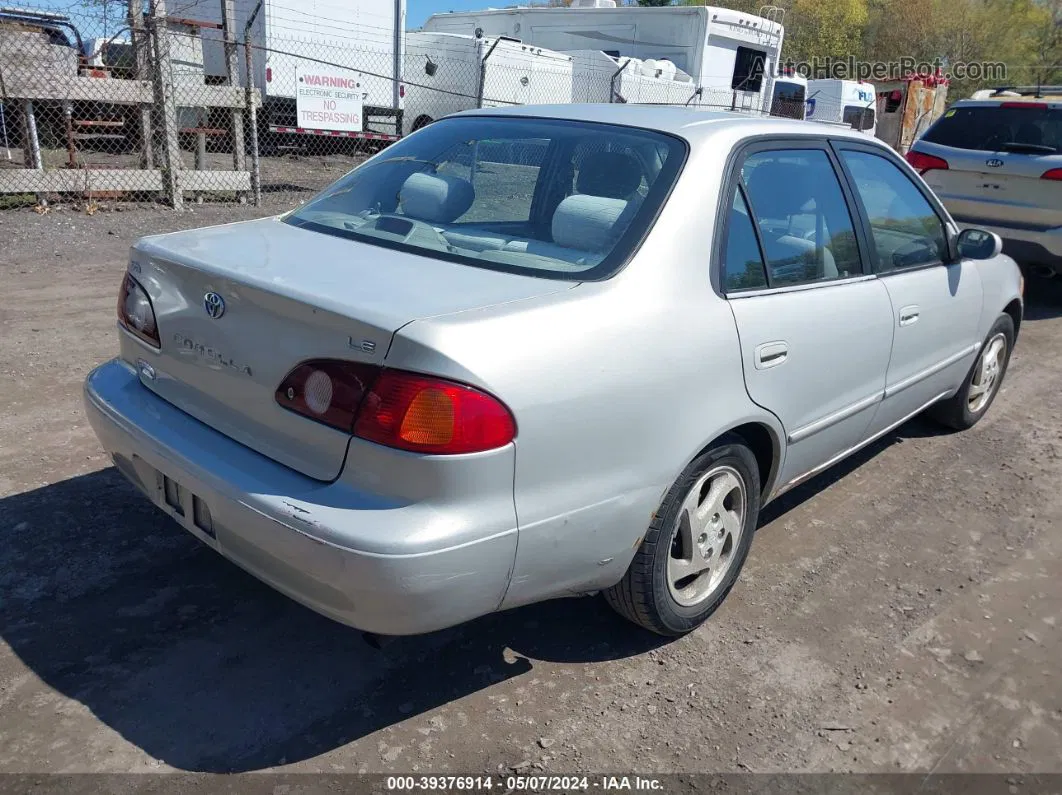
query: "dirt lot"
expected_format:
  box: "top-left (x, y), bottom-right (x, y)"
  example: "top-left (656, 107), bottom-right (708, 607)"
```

top-left (1, 203), bottom-right (1061, 778)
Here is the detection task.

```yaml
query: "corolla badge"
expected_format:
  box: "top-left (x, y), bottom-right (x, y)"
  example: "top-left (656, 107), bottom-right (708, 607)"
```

top-left (203, 291), bottom-right (226, 319)
top-left (173, 333), bottom-right (252, 377)
top-left (986, 158), bottom-right (1004, 168)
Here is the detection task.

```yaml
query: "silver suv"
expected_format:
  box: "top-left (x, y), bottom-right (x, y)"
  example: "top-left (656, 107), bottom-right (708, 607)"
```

top-left (906, 90), bottom-right (1062, 277)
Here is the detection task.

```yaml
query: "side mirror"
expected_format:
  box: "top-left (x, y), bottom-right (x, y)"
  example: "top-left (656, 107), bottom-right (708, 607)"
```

top-left (956, 228), bottom-right (1003, 260)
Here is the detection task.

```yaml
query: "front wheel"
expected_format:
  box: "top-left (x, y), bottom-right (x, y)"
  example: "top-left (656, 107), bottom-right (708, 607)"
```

top-left (604, 435), bottom-right (761, 636)
top-left (929, 313), bottom-right (1015, 430)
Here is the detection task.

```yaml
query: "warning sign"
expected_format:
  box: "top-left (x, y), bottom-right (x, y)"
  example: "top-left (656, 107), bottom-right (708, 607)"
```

top-left (295, 65), bottom-right (364, 132)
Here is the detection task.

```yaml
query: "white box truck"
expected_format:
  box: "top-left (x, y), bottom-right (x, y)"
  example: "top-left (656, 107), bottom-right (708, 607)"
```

top-left (420, 0), bottom-right (787, 114)
top-left (172, 0), bottom-right (405, 143)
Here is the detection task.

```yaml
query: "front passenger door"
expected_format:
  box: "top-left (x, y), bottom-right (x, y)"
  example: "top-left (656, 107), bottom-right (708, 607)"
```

top-left (834, 144), bottom-right (984, 436)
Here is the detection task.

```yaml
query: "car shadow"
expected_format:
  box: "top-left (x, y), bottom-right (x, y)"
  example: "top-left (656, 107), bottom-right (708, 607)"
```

top-left (0, 468), bottom-right (664, 773)
top-left (1021, 273), bottom-right (1062, 320)
top-left (759, 414), bottom-right (943, 526)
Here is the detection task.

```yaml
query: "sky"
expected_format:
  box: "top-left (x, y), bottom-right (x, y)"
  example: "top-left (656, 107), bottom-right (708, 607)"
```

top-left (408, 0), bottom-right (487, 28)
top-left (26, 1), bottom-right (502, 35)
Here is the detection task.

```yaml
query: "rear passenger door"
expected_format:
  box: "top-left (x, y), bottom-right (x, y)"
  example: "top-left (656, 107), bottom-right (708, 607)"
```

top-left (720, 141), bottom-right (895, 493)
top-left (832, 142), bottom-right (983, 436)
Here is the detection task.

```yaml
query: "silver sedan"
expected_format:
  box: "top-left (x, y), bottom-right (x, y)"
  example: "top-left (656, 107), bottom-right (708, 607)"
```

top-left (84, 104), bottom-right (1023, 638)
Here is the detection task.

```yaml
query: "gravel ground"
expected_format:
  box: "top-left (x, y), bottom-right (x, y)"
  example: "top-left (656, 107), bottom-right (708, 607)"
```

top-left (1, 203), bottom-right (1061, 778)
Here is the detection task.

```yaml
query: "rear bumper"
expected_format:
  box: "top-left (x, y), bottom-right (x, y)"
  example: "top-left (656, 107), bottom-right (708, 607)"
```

top-left (952, 216), bottom-right (1062, 271)
top-left (83, 358), bottom-right (518, 635)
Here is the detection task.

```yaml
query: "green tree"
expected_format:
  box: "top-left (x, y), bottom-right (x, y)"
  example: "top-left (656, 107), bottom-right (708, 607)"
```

top-left (636, 0), bottom-right (675, 6)
top-left (783, 0), bottom-right (869, 62)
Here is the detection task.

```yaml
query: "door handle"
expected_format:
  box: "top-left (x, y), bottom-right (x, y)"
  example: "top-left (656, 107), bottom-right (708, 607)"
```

top-left (899, 306), bottom-right (920, 326)
top-left (754, 341), bottom-right (789, 370)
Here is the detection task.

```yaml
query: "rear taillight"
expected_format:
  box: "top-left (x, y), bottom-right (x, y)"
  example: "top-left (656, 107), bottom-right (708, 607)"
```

top-left (276, 360), bottom-right (378, 432)
top-left (275, 363), bottom-right (517, 454)
top-left (265, 67), bottom-right (272, 82)
top-left (1042, 168), bottom-right (1062, 181)
top-left (905, 150), bottom-right (949, 175)
top-left (354, 371), bottom-right (516, 454)
top-left (1001, 101), bottom-right (1048, 109)
top-left (117, 272), bottom-right (160, 347)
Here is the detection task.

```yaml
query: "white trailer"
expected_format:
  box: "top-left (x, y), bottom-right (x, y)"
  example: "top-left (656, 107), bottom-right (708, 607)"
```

top-left (568, 50), bottom-right (698, 105)
top-left (403, 32), bottom-right (573, 135)
top-left (172, 0), bottom-right (406, 142)
top-left (421, 2), bottom-right (786, 114)
top-left (402, 33), bottom-right (705, 136)
top-left (806, 79), bottom-right (877, 135)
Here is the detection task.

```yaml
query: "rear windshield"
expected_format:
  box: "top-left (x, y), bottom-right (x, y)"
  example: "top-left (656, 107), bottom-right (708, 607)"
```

top-left (922, 104), bottom-right (1062, 153)
top-left (770, 81), bottom-right (806, 119)
top-left (843, 105), bottom-right (875, 131)
top-left (283, 116), bottom-right (686, 280)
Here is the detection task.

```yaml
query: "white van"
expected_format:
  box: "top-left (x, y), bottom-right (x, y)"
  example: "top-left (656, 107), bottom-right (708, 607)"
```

top-left (806, 79), bottom-right (877, 134)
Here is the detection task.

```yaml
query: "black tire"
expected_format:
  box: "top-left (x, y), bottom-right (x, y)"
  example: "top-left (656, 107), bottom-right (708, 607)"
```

top-left (928, 313), bottom-right (1015, 431)
top-left (604, 434), bottom-right (761, 637)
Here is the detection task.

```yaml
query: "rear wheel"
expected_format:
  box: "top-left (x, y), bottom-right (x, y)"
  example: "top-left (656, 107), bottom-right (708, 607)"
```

top-left (929, 313), bottom-right (1014, 430)
top-left (605, 435), bottom-right (761, 636)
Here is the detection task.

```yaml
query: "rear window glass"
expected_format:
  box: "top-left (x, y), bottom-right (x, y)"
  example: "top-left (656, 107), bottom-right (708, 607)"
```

top-left (283, 116), bottom-right (685, 280)
top-left (922, 104), bottom-right (1062, 153)
top-left (770, 82), bottom-right (806, 119)
top-left (843, 105), bottom-right (875, 131)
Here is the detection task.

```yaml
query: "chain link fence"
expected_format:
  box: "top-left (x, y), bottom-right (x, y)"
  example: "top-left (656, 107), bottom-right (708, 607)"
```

top-left (0, 1), bottom-right (865, 212)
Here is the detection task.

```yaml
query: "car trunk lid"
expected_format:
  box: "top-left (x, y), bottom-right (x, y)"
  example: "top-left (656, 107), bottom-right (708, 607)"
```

top-left (131, 216), bottom-right (571, 481)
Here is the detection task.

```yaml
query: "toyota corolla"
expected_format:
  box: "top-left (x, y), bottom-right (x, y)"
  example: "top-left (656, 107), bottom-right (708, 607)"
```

top-left (84, 105), bottom-right (1023, 637)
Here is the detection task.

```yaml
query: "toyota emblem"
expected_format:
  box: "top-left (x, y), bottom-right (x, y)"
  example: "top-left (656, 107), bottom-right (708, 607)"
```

top-left (204, 292), bottom-right (226, 319)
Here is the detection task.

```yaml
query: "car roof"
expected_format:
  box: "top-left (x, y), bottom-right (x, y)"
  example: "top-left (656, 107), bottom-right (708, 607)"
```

top-left (951, 97), bottom-right (1062, 108)
top-left (453, 103), bottom-right (882, 146)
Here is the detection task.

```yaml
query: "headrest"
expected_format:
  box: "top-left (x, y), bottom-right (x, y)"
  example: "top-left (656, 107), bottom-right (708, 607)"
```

top-left (399, 172), bottom-right (474, 224)
top-left (576, 151), bottom-right (643, 199)
top-left (552, 194), bottom-right (629, 252)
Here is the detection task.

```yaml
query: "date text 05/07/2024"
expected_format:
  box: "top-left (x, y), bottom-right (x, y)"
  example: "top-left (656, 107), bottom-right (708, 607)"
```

top-left (385, 776), bottom-right (664, 791)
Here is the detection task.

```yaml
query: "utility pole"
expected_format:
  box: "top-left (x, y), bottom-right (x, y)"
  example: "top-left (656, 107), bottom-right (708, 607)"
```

top-left (129, 0), bottom-right (154, 168)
